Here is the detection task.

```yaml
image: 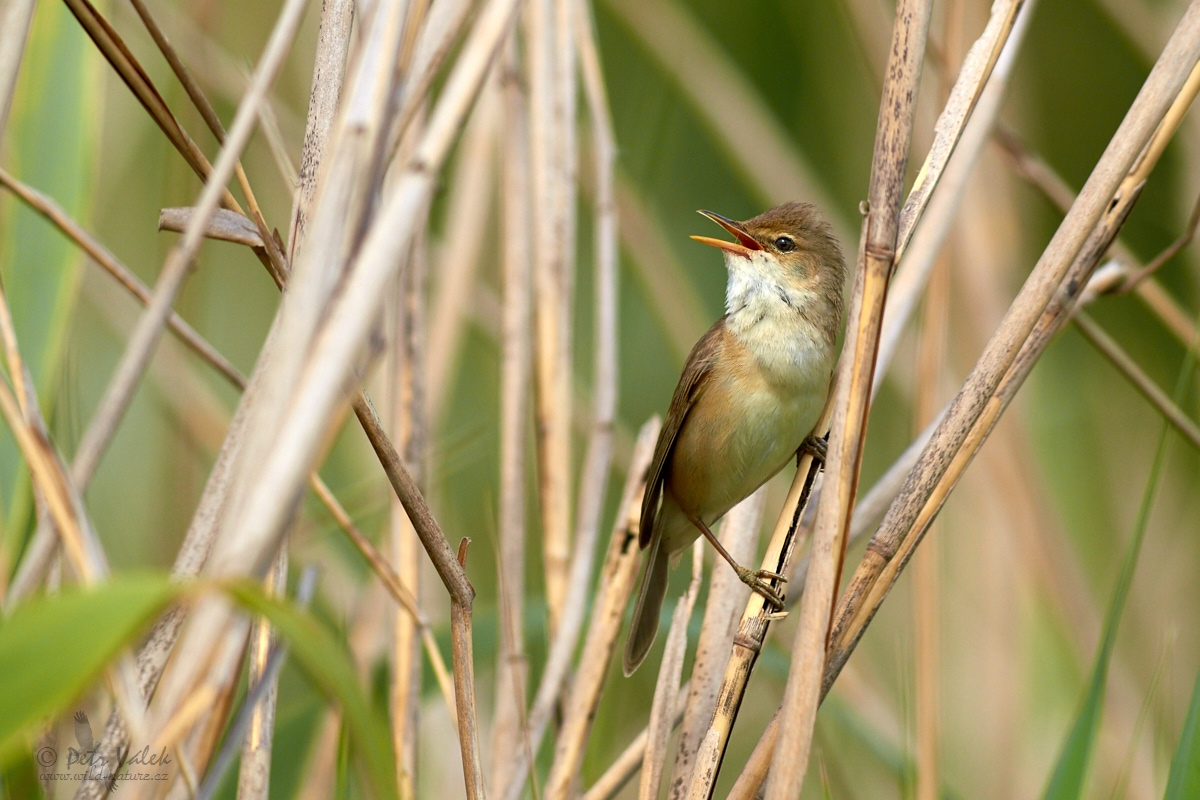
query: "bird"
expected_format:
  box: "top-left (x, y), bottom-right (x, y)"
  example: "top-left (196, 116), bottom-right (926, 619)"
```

top-left (623, 202), bottom-right (845, 676)
top-left (74, 710), bottom-right (96, 753)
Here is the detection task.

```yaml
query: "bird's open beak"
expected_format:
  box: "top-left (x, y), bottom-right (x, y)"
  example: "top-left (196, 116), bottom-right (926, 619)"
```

top-left (691, 210), bottom-right (762, 258)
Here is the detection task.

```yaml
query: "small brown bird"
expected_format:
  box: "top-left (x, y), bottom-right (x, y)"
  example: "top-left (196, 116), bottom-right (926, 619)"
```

top-left (623, 202), bottom-right (845, 675)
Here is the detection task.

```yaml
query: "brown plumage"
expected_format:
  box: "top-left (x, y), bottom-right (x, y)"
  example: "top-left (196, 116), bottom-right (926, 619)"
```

top-left (624, 202), bottom-right (845, 675)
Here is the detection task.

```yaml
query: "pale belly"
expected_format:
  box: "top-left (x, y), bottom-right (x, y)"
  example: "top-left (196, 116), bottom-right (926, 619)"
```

top-left (666, 367), bottom-right (827, 525)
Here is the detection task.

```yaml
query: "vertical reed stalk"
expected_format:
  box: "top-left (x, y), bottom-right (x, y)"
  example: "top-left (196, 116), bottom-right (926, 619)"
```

top-left (912, 252), bottom-right (949, 800)
top-left (491, 34), bottom-right (534, 794)
top-left (527, 0), bottom-right (575, 634)
top-left (639, 541), bottom-right (702, 800)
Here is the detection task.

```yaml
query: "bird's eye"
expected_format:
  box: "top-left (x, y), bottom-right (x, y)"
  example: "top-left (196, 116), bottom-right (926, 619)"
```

top-left (774, 236), bottom-right (795, 252)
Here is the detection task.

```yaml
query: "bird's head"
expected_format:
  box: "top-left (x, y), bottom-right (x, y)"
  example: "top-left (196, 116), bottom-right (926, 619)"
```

top-left (691, 202), bottom-right (845, 329)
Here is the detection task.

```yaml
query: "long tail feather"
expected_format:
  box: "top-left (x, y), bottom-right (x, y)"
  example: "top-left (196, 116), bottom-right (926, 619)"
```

top-left (623, 535), bottom-right (670, 676)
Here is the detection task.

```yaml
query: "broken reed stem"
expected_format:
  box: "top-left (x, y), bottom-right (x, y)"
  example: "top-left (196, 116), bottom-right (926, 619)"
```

top-left (766, 1), bottom-right (933, 796)
top-left (452, 540), bottom-right (487, 800)
top-left (1073, 311), bottom-right (1200, 451)
top-left (532, 418), bottom-right (660, 800)
top-left (528, 0), bottom-right (576, 637)
top-left (639, 541), bottom-right (703, 800)
top-left (825, 0), bottom-right (1200, 706)
top-left (125, 0), bottom-right (290, 285)
top-left (492, 34), bottom-right (534, 794)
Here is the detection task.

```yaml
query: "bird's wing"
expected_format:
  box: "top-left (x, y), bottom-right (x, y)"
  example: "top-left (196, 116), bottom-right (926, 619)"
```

top-left (639, 317), bottom-right (726, 549)
top-left (74, 711), bottom-right (95, 751)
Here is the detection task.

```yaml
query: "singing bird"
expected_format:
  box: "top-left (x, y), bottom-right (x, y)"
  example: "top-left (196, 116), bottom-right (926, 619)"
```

top-left (623, 202), bottom-right (845, 675)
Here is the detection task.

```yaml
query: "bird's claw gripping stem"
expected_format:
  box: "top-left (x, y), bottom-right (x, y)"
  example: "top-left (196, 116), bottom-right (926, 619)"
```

top-left (798, 433), bottom-right (828, 466)
top-left (736, 566), bottom-right (786, 610)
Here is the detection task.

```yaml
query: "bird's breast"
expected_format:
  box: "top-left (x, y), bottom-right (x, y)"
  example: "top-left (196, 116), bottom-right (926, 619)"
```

top-left (667, 335), bottom-right (832, 524)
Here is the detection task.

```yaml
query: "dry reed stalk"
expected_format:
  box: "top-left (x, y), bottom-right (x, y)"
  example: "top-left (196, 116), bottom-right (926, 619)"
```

top-left (994, 125), bottom-right (1199, 348)
top-left (582, 683), bottom-right (690, 800)
top-left (451, 539), bottom-right (487, 800)
top-left (528, 0), bottom-right (576, 636)
top-left (236, 549), bottom-right (287, 800)
top-left (766, 2), bottom-right (933, 795)
top-left (491, 35), bottom-right (535, 794)
top-left (387, 0), bottom-right (475, 158)
top-left (533, 418), bottom-right (661, 800)
top-left (639, 541), bottom-right (703, 800)
top-left (825, 0), bottom-right (1200, 703)
top-left (572, 0), bottom-right (619, 670)
top-left (909, 1), bottom-right (966, 790)
top-left (145, 2), bottom-right (526, 796)
top-left (426, 86), bottom-right (499, 417)
top-left (893, 0), bottom-right (1025, 260)
top-left (1073, 311), bottom-right (1200, 451)
top-left (288, 0), bottom-right (355, 259)
top-left (0, 0), bottom-right (35, 138)
top-left (0, 285), bottom-right (101, 583)
top-left (666, 489), bottom-right (764, 800)
top-left (386, 209), bottom-right (430, 797)
top-left (912, 252), bottom-right (950, 800)
top-left (877, 0), bottom-right (1034, 383)
top-left (0, 167), bottom-right (447, 722)
top-left (601, 0), bottom-right (846, 241)
top-left (8, 0), bottom-right (307, 624)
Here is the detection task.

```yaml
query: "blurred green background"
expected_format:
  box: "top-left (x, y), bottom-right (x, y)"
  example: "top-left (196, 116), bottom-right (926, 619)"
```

top-left (1, 0), bottom-right (1198, 797)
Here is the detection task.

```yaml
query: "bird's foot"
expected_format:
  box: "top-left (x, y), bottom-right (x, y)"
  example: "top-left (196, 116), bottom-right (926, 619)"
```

top-left (735, 566), bottom-right (786, 610)
top-left (798, 433), bottom-right (828, 467)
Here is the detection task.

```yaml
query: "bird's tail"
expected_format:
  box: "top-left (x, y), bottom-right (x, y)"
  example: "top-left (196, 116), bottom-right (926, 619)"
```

top-left (623, 534), bottom-right (669, 676)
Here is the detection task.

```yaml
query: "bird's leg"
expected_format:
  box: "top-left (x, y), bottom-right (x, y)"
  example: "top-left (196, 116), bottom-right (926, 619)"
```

top-left (685, 511), bottom-right (785, 610)
top-left (797, 432), bottom-right (828, 467)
